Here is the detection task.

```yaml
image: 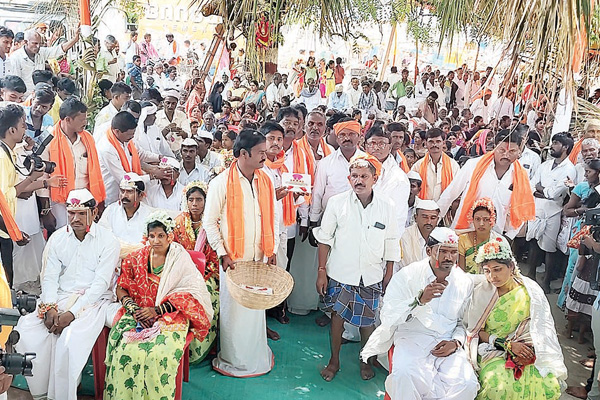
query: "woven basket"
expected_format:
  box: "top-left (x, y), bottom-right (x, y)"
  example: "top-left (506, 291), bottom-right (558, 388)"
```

top-left (226, 261), bottom-right (294, 310)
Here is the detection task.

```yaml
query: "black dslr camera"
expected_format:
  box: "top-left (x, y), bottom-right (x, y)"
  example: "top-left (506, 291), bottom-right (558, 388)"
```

top-left (585, 209), bottom-right (600, 242)
top-left (0, 290), bottom-right (38, 376)
top-left (23, 134), bottom-right (56, 175)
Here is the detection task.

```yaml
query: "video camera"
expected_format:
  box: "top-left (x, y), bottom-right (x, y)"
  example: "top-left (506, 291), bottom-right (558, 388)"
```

top-left (23, 134), bottom-right (56, 175)
top-left (0, 290), bottom-right (38, 376)
top-left (585, 209), bottom-right (600, 242)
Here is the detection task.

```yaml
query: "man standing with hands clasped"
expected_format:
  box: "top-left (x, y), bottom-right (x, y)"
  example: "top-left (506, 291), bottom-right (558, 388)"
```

top-left (361, 227), bottom-right (478, 400)
top-left (313, 154), bottom-right (400, 382)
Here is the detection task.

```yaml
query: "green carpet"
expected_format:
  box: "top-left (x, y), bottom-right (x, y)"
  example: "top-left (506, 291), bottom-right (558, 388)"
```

top-left (13, 312), bottom-right (388, 399)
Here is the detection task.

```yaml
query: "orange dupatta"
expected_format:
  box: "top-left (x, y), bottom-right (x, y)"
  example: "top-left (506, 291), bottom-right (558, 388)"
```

top-left (297, 135), bottom-right (332, 179)
top-left (0, 189), bottom-right (22, 241)
top-left (454, 151), bottom-right (535, 230)
top-left (418, 152), bottom-right (454, 199)
top-left (396, 150), bottom-right (410, 173)
top-left (49, 122), bottom-right (106, 203)
top-left (226, 160), bottom-right (275, 259)
top-left (106, 128), bottom-right (142, 174)
top-left (569, 138), bottom-right (583, 165)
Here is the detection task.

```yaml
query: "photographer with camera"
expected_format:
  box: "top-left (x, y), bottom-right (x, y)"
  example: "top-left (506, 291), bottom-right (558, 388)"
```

top-left (0, 104), bottom-right (65, 286)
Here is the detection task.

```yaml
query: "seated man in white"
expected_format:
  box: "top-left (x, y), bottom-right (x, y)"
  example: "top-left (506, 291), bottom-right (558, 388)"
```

top-left (146, 156), bottom-right (184, 215)
top-left (361, 227), bottom-right (478, 400)
top-left (98, 172), bottom-right (154, 246)
top-left (15, 189), bottom-right (120, 400)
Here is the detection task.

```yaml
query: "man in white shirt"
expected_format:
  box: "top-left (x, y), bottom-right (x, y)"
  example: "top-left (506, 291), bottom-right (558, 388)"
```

top-left (265, 72), bottom-right (284, 111)
top-left (346, 77), bottom-right (362, 108)
top-left (0, 26), bottom-right (14, 79)
top-left (195, 130), bottom-right (225, 174)
top-left (364, 125), bottom-right (410, 236)
top-left (156, 90), bottom-right (190, 154)
top-left (437, 128), bottom-right (535, 240)
top-left (519, 145), bottom-right (542, 181)
top-left (414, 72), bottom-right (433, 104)
top-left (573, 138), bottom-right (599, 184)
top-left (145, 156), bottom-right (183, 215)
top-left (9, 29), bottom-right (79, 93)
top-left (314, 154), bottom-right (400, 382)
top-left (528, 132), bottom-right (576, 292)
top-left (328, 84), bottom-right (350, 112)
top-left (179, 137), bottom-right (210, 185)
top-left (134, 102), bottom-right (175, 158)
top-left (203, 130), bottom-right (280, 377)
top-left (469, 89), bottom-right (493, 124)
top-left (15, 189), bottom-right (120, 400)
top-left (93, 82), bottom-right (132, 139)
top-left (411, 128), bottom-right (460, 201)
top-left (361, 227), bottom-right (478, 400)
top-left (399, 199), bottom-right (440, 271)
top-left (98, 172), bottom-right (153, 245)
top-left (489, 91), bottom-right (515, 121)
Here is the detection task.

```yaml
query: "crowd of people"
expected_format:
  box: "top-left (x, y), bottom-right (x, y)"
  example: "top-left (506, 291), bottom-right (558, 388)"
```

top-left (1, 22), bottom-right (599, 400)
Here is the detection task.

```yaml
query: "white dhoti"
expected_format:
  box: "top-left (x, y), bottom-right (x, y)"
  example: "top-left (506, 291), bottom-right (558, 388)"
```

top-left (13, 196), bottom-right (45, 289)
top-left (386, 336), bottom-right (478, 400)
top-left (213, 266), bottom-right (273, 377)
top-left (526, 198), bottom-right (562, 253)
top-left (287, 238), bottom-right (319, 315)
top-left (15, 296), bottom-right (114, 400)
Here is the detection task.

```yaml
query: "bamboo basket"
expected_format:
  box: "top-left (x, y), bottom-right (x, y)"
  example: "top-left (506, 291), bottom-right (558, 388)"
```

top-left (225, 261), bottom-right (294, 310)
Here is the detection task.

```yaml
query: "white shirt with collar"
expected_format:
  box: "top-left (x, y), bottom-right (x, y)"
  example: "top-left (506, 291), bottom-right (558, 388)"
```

top-left (0, 53), bottom-right (13, 79)
top-left (155, 109), bottom-right (191, 153)
top-left (310, 147), bottom-right (365, 222)
top-left (93, 102), bottom-right (119, 139)
top-left (411, 153), bottom-right (460, 202)
top-left (346, 86), bottom-right (361, 107)
top-left (519, 147), bottom-right (541, 180)
top-left (40, 223), bottom-right (120, 316)
top-left (377, 155), bottom-right (410, 236)
top-left (313, 189), bottom-right (400, 286)
top-left (9, 45), bottom-right (64, 93)
top-left (532, 157), bottom-right (576, 212)
top-left (197, 150), bottom-right (224, 173)
top-left (98, 201), bottom-right (154, 245)
top-left (145, 180), bottom-right (184, 215)
top-left (178, 161), bottom-right (211, 186)
top-left (265, 82), bottom-right (283, 107)
top-left (134, 124), bottom-right (175, 158)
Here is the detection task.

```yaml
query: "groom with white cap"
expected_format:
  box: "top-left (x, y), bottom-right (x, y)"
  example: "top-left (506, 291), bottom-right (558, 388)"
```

top-left (146, 156), bottom-right (184, 213)
top-left (15, 188), bottom-right (120, 400)
top-left (99, 172), bottom-right (154, 245)
top-left (398, 198), bottom-right (440, 270)
top-left (361, 227), bottom-right (478, 400)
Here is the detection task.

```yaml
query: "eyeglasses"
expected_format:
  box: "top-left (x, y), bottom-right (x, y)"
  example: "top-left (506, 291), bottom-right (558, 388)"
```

top-left (366, 141), bottom-right (390, 149)
top-left (337, 131), bottom-right (358, 139)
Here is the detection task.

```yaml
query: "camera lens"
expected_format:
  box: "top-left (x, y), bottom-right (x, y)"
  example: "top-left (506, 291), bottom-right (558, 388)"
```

top-left (12, 292), bottom-right (38, 315)
top-left (44, 161), bottom-right (56, 174)
top-left (0, 352), bottom-right (35, 376)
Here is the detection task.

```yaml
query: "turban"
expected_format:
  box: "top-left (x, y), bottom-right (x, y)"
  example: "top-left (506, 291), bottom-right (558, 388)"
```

top-left (333, 120), bottom-right (361, 136)
top-left (350, 154), bottom-right (382, 178)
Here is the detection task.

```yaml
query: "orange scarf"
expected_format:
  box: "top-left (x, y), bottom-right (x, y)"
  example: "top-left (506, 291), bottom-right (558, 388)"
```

top-left (226, 160), bottom-right (275, 259)
top-left (264, 144), bottom-right (308, 226)
top-left (418, 152), bottom-right (454, 199)
top-left (49, 122), bottom-right (106, 203)
top-left (297, 135), bottom-right (332, 178)
top-left (455, 151), bottom-right (535, 230)
top-left (0, 189), bottom-right (22, 241)
top-left (569, 137), bottom-right (583, 165)
top-left (106, 128), bottom-right (142, 174)
top-left (396, 150), bottom-right (410, 173)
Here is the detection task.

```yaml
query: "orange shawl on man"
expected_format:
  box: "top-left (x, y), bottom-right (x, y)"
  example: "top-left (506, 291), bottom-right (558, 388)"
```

top-left (48, 122), bottom-right (105, 203)
top-left (396, 150), bottom-right (410, 173)
top-left (418, 152), bottom-right (454, 199)
top-left (454, 151), bottom-right (535, 230)
top-left (265, 143), bottom-right (308, 226)
top-left (0, 190), bottom-right (22, 241)
top-left (297, 135), bottom-right (331, 178)
top-left (106, 128), bottom-right (142, 174)
top-left (226, 160), bottom-right (275, 260)
top-left (569, 138), bottom-right (583, 165)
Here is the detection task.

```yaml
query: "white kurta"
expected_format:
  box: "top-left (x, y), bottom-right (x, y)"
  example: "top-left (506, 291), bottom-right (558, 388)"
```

top-left (398, 224), bottom-right (428, 271)
top-left (361, 260), bottom-right (478, 400)
top-left (437, 157), bottom-right (530, 239)
top-left (527, 157), bottom-right (576, 252)
top-left (377, 156), bottom-right (410, 237)
top-left (134, 124), bottom-right (175, 158)
top-left (155, 109), bottom-right (191, 153)
top-left (203, 165), bottom-right (280, 377)
top-left (15, 223), bottom-right (120, 400)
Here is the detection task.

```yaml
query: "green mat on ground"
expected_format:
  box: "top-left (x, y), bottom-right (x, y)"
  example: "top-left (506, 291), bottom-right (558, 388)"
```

top-left (13, 312), bottom-right (388, 399)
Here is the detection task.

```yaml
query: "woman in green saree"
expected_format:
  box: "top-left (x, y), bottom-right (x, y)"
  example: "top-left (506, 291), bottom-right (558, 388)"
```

top-left (458, 198), bottom-right (499, 274)
top-left (465, 236), bottom-right (567, 399)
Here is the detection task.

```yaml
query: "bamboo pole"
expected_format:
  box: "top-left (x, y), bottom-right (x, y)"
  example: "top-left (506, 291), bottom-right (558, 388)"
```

top-left (379, 23), bottom-right (397, 81)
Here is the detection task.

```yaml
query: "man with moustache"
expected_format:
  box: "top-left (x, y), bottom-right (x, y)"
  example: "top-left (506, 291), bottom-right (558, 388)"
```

top-left (260, 119), bottom-right (309, 328)
top-left (16, 189), bottom-right (120, 400)
top-left (204, 129), bottom-right (280, 377)
top-left (361, 227), bottom-right (478, 400)
top-left (178, 137), bottom-right (210, 185)
top-left (573, 137), bottom-right (599, 184)
top-left (528, 132), bottom-right (576, 292)
top-left (399, 199), bottom-right (440, 270)
top-left (98, 172), bottom-right (153, 246)
top-left (315, 154), bottom-right (400, 382)
top-left (387, 122), bottom-right (410, 173)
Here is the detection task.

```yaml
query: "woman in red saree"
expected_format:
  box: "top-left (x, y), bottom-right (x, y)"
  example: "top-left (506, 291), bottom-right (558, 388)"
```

top-left (104, 211), bottom-right (213, 399)
top-left (173, 181), bottom-right (220, 363)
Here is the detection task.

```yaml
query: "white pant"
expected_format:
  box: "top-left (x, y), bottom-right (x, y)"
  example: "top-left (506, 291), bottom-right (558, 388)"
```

top-left (15, 298), bottom-right (113, 400)
top-left (387, 342), bottom-right (479, 400)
